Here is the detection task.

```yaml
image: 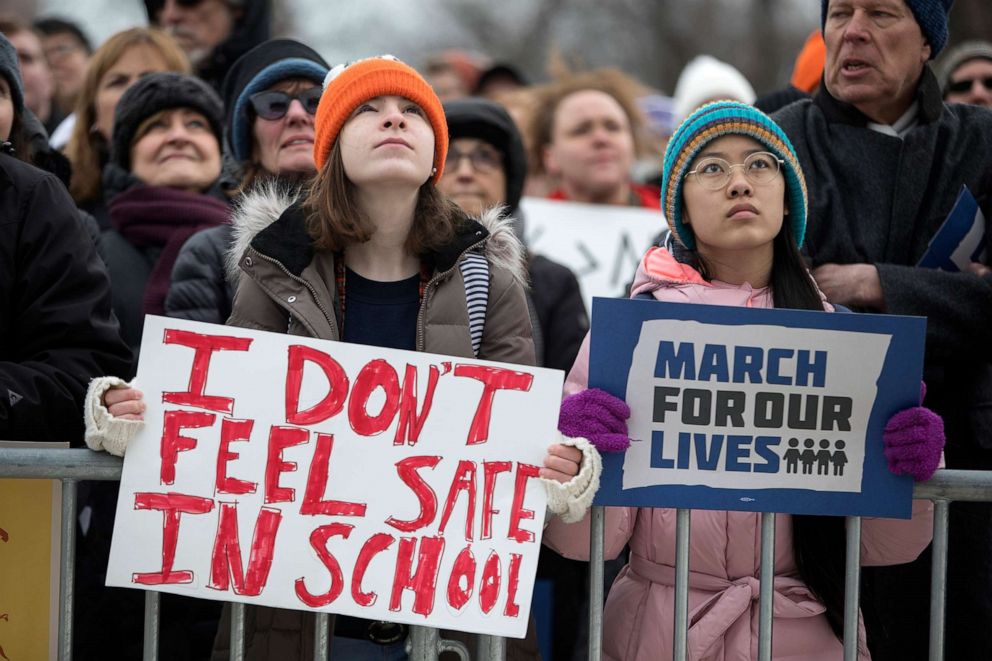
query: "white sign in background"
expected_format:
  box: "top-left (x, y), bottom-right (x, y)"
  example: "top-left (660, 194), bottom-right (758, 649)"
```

top-left (622, 320), bottom-right (892, 492)
top-left (107, 317), bottom-right (562, 639)
top-left (520, 197), bottom-right (665, 312)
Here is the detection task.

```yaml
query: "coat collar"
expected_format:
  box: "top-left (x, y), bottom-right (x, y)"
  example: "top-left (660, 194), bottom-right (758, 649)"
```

top-left (251, 202), bottom-right (491, 278)
top-left (228, 182), bottom-right (530, 284)
top-left (813, 64), bottom-right (944, 127)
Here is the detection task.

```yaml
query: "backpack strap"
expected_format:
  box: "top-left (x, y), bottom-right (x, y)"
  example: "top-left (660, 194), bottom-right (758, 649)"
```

top-left (460, 252), bottom-right (489, 357)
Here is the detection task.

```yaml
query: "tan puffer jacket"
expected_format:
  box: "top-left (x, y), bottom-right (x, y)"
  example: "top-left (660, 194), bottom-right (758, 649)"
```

top-left (225, 183), bottom-right (535, 365)
top-left (211, 183), bottom-right (539, 661)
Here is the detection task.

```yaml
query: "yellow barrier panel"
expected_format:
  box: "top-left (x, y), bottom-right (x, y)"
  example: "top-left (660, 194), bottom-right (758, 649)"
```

top-left (0, 442), bottom-right (65, 661)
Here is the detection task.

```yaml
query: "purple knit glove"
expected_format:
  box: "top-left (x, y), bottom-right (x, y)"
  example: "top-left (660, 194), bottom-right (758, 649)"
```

top-left (883, 382), bottom-right (944, 482)
top-left (558, 388), bottom-right (631, 453)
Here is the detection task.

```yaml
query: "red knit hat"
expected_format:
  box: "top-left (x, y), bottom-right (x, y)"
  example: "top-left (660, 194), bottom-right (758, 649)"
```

top-left (313, 55), bottom-right (448, 183)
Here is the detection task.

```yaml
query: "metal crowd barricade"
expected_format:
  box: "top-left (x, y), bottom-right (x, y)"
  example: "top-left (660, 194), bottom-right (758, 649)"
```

top-left (584, 469), bottom-right (992, 661)
top-left (0, 447), bottom-right (509, 661)
top-left (3, 446), bottom-right (991, 661)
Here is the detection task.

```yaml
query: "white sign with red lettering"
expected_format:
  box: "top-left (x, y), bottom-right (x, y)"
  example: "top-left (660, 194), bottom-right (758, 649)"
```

top-left (106, 316), bottom-right (562, 638)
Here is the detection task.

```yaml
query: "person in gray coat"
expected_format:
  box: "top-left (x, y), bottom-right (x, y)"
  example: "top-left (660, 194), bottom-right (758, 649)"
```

top-left (773, 1), bottom-right (992, 658)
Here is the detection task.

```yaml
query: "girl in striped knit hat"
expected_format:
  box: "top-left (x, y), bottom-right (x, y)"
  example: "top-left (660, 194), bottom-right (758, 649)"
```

top-left (540, 101), bottom-right (944, 660)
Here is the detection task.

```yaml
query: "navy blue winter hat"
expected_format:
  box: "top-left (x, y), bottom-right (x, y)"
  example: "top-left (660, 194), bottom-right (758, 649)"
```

top-left (222, 38), bottom-right (329, 163)
top-left (821, 0), bottom-right (954, 59)
top-left (0, 33), bottom-right (24, 118)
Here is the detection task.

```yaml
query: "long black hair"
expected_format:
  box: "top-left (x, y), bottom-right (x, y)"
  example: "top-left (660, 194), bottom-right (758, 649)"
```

top-left (768, 226), bottom-right (849, 643)
top-left (690, 220), bottom-right (848, 642)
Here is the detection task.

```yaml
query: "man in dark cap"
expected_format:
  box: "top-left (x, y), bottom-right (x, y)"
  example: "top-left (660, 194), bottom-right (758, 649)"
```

top-left (440, 97), bottom-right (589, 375)
top-left (143, 0), bottom-right (271, 92)
top-left (938, 40), bottom-right (992, 107)
top-left (774, 1), bottom-right (992, 658)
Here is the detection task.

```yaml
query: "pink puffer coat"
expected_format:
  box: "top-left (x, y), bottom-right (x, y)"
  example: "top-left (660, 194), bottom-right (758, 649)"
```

top-left (544, 248), bottom-right (934, 661)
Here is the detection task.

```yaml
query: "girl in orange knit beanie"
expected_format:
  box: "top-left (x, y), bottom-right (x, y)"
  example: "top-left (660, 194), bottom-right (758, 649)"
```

top-left (88, 54), bottom-right (539, 660)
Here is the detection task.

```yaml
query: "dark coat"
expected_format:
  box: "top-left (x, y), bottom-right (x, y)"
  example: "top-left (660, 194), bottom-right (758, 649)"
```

top-left (0, 153), bottom-right (131, 443)
top-left (165, 224), bottom-right (235, 324)
top-left (529, 254), bottom-right (588, 372)
top-left (98, 229), bottom-right (160, 370)
top-left (773, 66), bottom-right (992, 460)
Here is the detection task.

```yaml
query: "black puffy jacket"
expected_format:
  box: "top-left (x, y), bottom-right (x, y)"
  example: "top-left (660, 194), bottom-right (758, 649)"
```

top-left (0, 153), bottom-right (131, 443)
top-left (165, 223), bottom-right (235, 324)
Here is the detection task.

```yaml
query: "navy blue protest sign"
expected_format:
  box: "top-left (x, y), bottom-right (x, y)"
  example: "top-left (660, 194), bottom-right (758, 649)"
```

top-left (917, 185), bottom-right (987, 271)
top-left (589, 298), bottom-right (926, 518)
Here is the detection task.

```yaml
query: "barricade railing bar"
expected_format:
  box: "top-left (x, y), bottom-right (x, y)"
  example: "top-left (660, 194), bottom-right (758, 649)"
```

top-left (2, 447), bottom-right (992, 661)
top-left (585, 469), bottom-right (992, 661)
top-left (842, 516), bottom-right (862, 661)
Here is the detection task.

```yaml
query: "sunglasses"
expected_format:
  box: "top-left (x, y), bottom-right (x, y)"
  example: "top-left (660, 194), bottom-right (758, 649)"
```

top-left (947, 77), bottom-right (992, 94)
top-left (249, 88), bottom-right (322, 120)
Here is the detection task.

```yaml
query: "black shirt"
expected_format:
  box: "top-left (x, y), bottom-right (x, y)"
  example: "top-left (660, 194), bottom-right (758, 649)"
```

top-left (341, 267), bottom-right (420, 350)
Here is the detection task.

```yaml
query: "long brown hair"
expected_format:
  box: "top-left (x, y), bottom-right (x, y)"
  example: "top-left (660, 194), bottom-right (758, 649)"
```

top-left (303, 139), bottom-right (464, 256)
top-left (64, 28), bottom-right (188, 205)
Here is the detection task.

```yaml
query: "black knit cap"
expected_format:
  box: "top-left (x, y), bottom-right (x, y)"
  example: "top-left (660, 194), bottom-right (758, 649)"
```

top-left (0, 32), bottom-right (25, 118)
top-left (111, 72), bottom-right (225, 171)
top-left (443, 98), bottom-right (527, 215)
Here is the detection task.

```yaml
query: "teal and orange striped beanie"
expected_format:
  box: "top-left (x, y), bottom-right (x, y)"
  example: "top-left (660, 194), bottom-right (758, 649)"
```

top-left (661, 101), bottom-right (807, 250)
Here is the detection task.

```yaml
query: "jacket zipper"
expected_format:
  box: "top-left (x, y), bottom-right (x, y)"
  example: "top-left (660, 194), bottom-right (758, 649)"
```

top-left (252, 249), bottom-right (339, 339)
top-left (416, 235), bottom-right (487, 351)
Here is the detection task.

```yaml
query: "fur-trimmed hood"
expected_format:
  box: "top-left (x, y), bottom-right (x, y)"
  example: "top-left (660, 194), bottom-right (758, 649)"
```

top-left (227, 181), bottom-right (528, 286)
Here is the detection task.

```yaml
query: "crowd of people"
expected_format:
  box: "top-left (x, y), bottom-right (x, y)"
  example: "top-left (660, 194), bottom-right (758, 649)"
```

top-left (1, 0), bottom-right (990, 659)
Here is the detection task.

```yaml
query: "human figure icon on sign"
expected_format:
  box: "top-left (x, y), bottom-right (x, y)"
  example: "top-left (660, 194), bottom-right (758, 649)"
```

top-left (784, 438), bottom-right (802, 474)
top-left (800, 438), bottom-right (816, 474)
top-left (816, 439), bottom-right (832, 475)
top-left (831, 440), bottom-right (848, 476)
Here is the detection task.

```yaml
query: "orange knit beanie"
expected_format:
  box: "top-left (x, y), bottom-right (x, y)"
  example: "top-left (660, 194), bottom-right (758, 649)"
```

top-left (313, 55), bottom-right (448, 183)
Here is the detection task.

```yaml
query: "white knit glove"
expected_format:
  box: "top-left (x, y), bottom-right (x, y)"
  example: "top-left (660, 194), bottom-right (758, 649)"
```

top-left (83, 376), bottom-right (144, 457)
top-left (542, 432), bottom-right (602, 524)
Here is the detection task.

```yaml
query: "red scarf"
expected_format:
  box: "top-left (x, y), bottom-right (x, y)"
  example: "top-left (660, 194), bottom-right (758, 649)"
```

top-left (109, 185), bottom-right (229, 316)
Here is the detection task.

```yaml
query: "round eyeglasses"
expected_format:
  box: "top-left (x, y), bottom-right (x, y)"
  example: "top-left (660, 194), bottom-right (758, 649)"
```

top-left (685, 152), bottom-right (784, 190)
top-left (444, 145), bottom-right (503, 174)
